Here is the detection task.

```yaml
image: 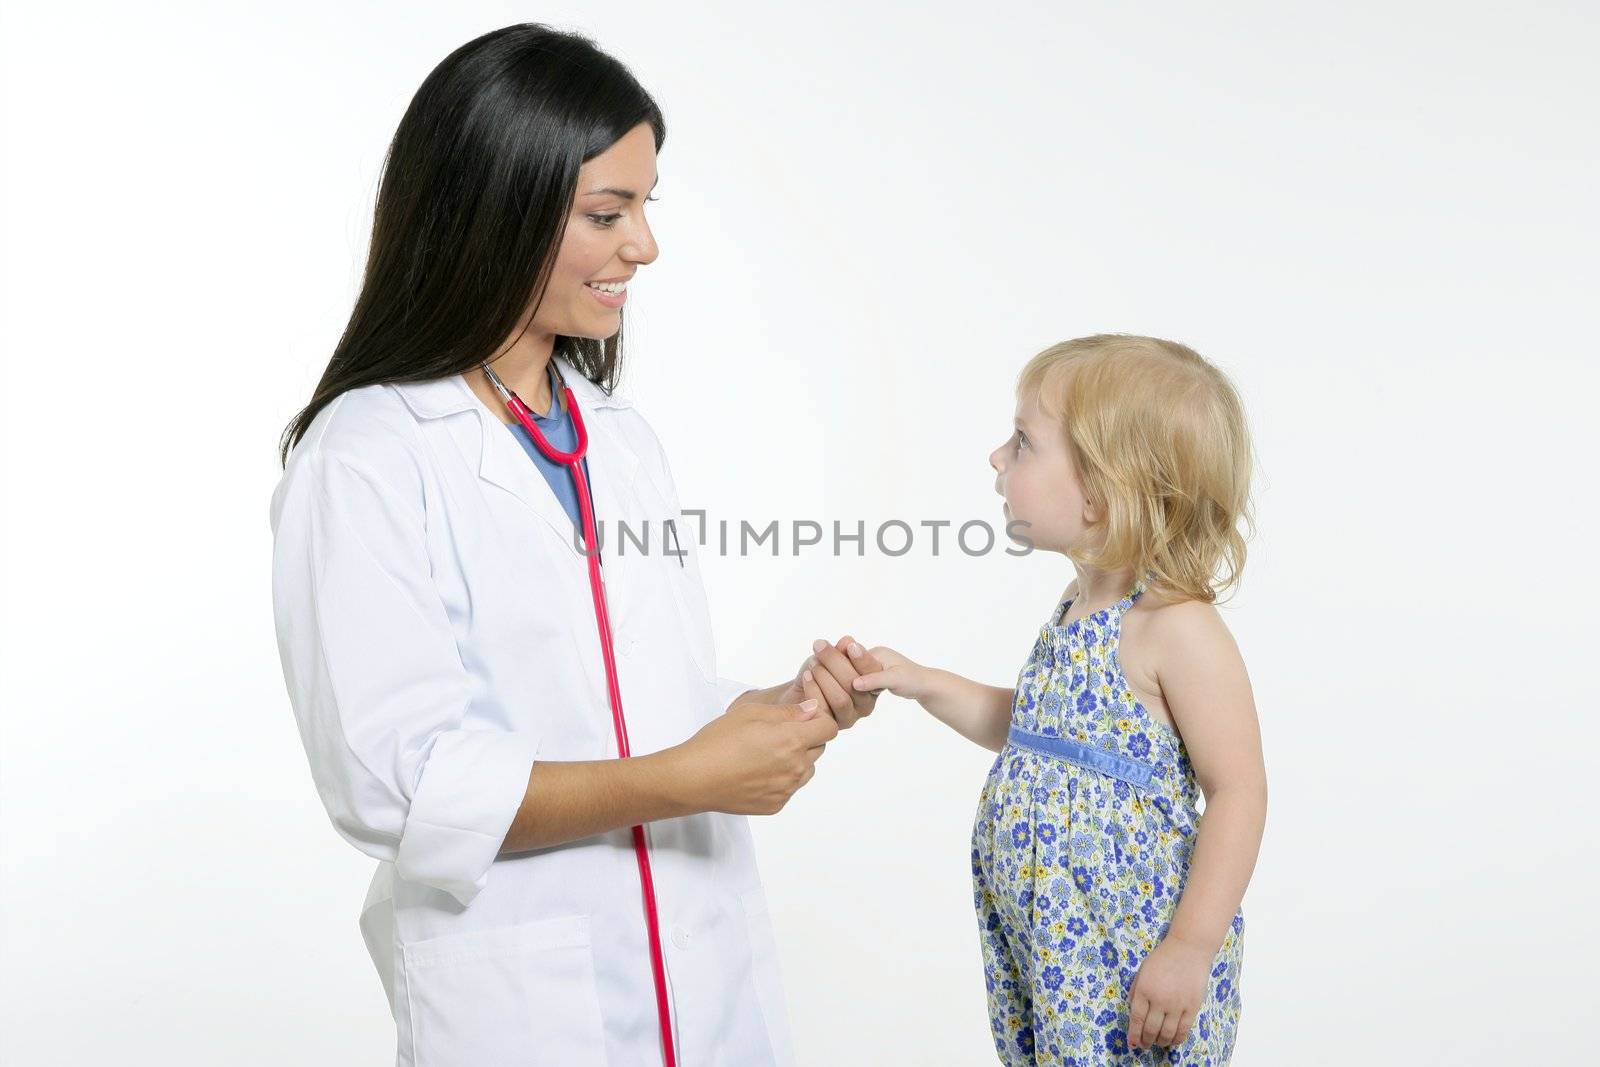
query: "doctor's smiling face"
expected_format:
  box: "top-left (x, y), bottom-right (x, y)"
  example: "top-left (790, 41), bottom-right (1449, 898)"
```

top-left (989, 387), bottom-right (1100, 557)
top-left (532, 121), bottom-right (661, 340)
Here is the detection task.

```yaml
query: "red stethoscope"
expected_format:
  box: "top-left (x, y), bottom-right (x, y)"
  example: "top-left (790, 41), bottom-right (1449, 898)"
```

top-left (483, 359), bottom-right (679, 1067)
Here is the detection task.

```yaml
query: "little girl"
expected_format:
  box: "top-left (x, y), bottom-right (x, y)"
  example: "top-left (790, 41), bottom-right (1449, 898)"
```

top-left (847, 335), bottom-right (1266, 1065)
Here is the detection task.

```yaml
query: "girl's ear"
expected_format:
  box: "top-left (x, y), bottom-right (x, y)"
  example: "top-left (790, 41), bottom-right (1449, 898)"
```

top-left (1082, 496), bottom-right (1102, 525)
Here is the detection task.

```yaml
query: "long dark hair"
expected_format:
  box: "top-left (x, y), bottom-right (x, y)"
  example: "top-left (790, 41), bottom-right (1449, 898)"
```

top-left (278, 24), bottom-right (666, 467)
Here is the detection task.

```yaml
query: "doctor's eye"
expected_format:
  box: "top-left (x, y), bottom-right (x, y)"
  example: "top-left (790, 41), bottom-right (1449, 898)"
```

top-left (1013, 429), bottom-right (1029, 451)
top-left (588, 198), bottom-right (658, 229)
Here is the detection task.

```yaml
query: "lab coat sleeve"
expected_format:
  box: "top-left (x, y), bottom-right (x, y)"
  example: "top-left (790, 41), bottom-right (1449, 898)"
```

top-left (272, 448), bottom-right (537, 909)
top-left (715, 675), bottom-right (762, 713)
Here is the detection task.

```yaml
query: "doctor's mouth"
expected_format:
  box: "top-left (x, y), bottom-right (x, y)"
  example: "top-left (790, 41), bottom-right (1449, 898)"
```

top-left (566, 511), bottom-right (1038, 560)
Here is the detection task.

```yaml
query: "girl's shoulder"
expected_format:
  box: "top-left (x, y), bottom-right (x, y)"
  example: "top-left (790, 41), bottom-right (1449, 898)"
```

top-left (1129, 584), bottom-right (1229, 635)
top-left (1123, 586), bottom-right (1243, 679)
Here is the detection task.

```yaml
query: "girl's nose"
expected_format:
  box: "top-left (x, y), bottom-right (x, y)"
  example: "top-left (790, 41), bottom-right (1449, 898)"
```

top-left (989, 445), bottom-right (1005, 473)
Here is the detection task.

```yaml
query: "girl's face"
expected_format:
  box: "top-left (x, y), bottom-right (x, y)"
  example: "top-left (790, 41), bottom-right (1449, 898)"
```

top-left (532, 121), bottom-right (661, 339)
top-left (989, 388), bottom-right (1099, 555)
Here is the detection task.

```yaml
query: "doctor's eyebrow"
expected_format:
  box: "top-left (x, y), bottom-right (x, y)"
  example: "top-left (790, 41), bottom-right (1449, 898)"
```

top-left (582, 176), bottom-right (660, 200)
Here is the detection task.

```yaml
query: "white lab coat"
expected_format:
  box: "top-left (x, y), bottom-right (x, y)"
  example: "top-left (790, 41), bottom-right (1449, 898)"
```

top-left (269, 355), bottom-right (797, 1066)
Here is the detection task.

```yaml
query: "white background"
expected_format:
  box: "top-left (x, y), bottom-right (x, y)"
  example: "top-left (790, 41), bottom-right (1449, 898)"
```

top-left (3, 2), bottom-right (1595, 1064)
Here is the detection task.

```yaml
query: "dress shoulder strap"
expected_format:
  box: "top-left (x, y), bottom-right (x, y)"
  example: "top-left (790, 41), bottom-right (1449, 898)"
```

top-left (1053, 571), bottom-right (1155, 626)
top-left (1114, 571), bottom-right (1156, 615)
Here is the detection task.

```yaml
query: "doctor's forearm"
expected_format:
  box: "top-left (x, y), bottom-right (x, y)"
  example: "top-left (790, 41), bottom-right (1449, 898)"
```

top-left (498, 753), bottom-right (698, 854)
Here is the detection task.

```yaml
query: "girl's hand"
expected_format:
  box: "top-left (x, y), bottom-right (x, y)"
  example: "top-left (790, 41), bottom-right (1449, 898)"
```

top-left (775, 635), bottom-right (885, 729)
top-left (1126, 935), bottom-right (1212, 1050)
top-left (849, 644), bottom-right (933, 702)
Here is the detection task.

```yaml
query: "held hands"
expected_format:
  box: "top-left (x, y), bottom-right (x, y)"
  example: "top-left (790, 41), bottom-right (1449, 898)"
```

top-left (673, 699), bottom-right (838, 816)
top-left (673, 632), bottom-right (889, 817)
top-left (773, 635), bottom-right (886, 729)
top-left (677, 634), bottom-right (922, 820)
top-left (1126, 934), bottom-right (1212, 1051)
top-left (776, 638), bottom-right (937, 724)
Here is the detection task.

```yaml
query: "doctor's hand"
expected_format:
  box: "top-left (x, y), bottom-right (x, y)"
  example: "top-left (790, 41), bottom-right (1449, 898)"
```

top-left (669, 699), bottom-right (839, 816)
top-left (774, 635), bottom-right (884, 729)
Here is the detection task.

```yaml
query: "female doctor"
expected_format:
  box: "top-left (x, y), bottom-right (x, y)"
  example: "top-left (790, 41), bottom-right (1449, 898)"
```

top-left (269, 24), bottom-right (881, 1067)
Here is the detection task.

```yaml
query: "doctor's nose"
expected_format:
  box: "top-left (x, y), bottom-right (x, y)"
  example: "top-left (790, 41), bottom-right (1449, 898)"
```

top-left (622, 220), bottom-right (659, 266)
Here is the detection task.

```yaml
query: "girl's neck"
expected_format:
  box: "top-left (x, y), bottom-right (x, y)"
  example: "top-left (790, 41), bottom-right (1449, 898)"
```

top-left (1069, 564), bottom-right (1137, 611)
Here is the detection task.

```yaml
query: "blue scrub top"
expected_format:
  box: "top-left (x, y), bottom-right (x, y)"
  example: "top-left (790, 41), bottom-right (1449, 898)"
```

top-left (504, 364), bottom-right (591, 530)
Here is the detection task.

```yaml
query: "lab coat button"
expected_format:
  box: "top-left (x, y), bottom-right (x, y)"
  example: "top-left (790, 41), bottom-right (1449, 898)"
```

top-left (671, 925), bottom-right (691, 950)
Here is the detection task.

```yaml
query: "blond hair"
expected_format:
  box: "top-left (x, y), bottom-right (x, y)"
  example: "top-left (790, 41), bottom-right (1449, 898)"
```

top-left (1017, 334), bottom-right (1256, 604)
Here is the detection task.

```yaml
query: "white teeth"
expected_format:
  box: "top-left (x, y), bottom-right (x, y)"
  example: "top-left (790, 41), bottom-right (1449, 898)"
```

top-left (586, 280), bottom-right (627, 294)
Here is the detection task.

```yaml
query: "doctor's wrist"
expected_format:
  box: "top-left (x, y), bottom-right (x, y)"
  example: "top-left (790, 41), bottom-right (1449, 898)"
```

top-left (646, 746), bottom-right (710, 819)
top-left (731, 682), bottom-right (786, 709)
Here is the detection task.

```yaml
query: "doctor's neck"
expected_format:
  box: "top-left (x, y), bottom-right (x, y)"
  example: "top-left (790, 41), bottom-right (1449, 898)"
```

top-left (470, 329), bottom-right (558, 422)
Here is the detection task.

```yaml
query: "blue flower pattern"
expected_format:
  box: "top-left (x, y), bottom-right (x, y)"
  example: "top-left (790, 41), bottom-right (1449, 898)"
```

top-left (971, 574), bottom-right (1244, 1064)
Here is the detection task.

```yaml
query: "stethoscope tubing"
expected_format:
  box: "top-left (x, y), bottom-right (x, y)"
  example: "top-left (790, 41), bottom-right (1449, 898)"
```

top-left (483, 360), bottom-right (678, 1067)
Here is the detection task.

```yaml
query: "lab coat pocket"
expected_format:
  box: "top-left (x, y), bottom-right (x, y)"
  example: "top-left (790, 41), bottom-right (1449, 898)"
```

top-left (402, 914), bottom-right (607, 1067)
top-left (738, 887), bottom-right (797, 1067)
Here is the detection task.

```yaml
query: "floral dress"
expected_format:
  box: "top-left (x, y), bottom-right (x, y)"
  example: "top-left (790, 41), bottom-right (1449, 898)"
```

top-left (971, 574), bottom-right (1244, 1065)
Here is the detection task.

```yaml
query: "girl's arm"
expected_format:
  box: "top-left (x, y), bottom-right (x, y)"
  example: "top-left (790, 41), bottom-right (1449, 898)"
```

top-left (1147, 601), bottom-right (1268, 953)
top-left (913, 669), bottom-right (1017, 751)
top-left (1124, 600), bottom-right (1266, 1051)
top-left (846, 583), bottom-right (1076, 751)
top-left (852, 651), bottom-right (1016, 752)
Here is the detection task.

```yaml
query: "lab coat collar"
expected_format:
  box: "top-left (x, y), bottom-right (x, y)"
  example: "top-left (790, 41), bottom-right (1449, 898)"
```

top-left (392, 353), bottom-right (634, 419)
top-left (555, 354), bottom-right (635, 411)
top-left (391, 356), bottom-right (641, 556)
